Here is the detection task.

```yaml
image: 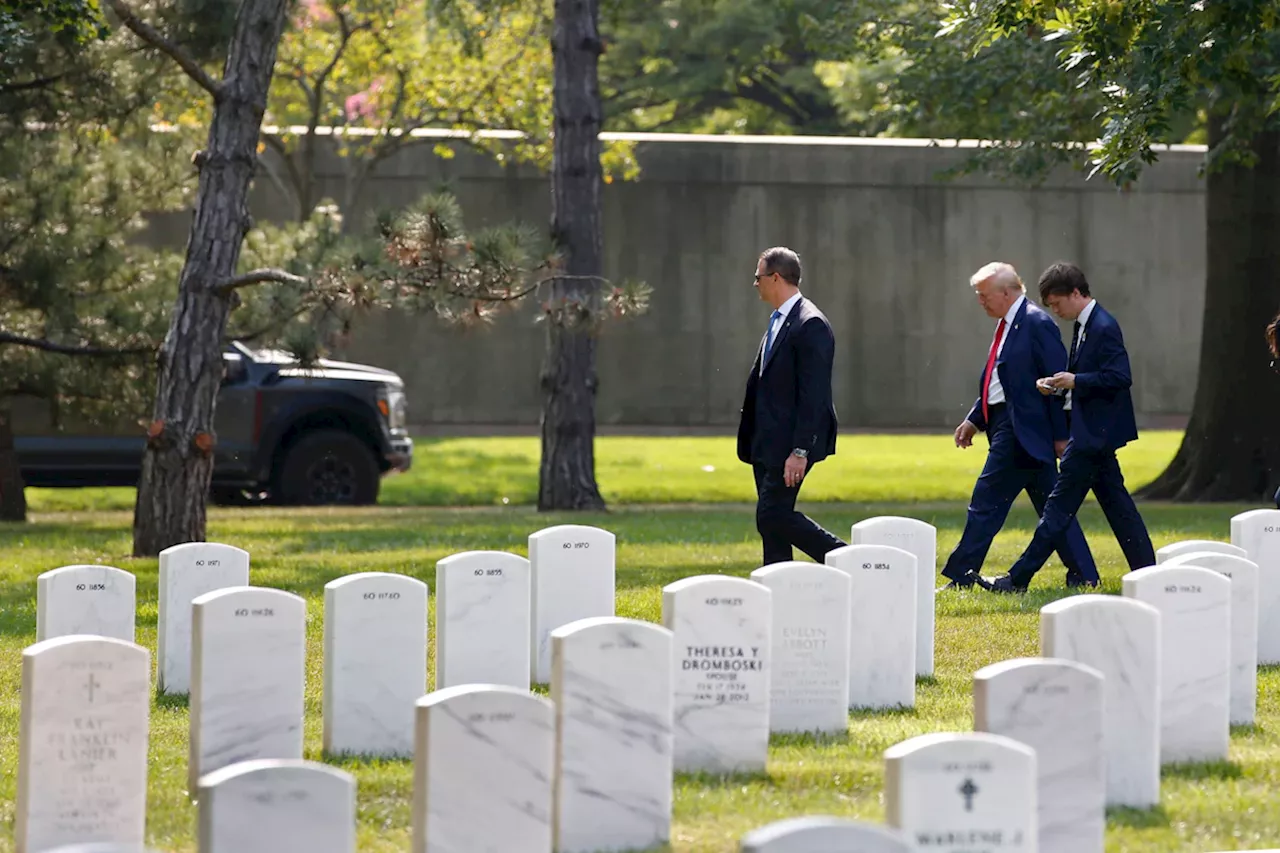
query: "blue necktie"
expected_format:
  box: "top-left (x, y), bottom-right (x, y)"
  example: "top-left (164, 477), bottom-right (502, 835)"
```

top-left (763, 310), bottom-right (782, 361)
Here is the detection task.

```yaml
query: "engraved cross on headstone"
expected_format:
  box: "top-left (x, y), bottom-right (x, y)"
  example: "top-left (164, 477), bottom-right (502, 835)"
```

top-left (85, 673), bottom-right (102, 703)
top-left (959, 777), bottom-right (979, 811)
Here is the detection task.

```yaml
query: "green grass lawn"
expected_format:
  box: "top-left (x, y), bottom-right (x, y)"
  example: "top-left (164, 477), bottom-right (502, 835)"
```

top-left (22, 430), bottom-right (1186, 512)
top-left (5, 432), bottom-right (1280, 852)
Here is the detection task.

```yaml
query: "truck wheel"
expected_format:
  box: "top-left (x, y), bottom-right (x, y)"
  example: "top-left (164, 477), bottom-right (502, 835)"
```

top-left (274, 429), bottom-right (380, 506)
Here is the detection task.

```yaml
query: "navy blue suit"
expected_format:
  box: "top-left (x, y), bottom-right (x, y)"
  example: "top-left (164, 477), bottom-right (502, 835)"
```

top-left (738, 296), bottom-right (846, 564)
top-left (941, 298), bottom-right (1098, 585)
top-left (1006, 302), bottom-right (1155, 585)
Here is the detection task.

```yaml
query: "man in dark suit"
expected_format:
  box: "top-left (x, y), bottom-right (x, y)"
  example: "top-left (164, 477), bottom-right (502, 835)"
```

top-left (737, 246), bottom-right (847, 565)
top-left (939, 262), bottom-right (1098, 590)
top-left (985, 261), bottom-right (1157, 592)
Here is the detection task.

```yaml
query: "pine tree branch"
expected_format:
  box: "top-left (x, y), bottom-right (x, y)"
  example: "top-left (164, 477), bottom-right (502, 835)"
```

top-left (0, 332), bottom-right (154, 357)
top-left (102, 0), bottom-right (225, 99)
top-left (217, 268), bottom-right (311, 295)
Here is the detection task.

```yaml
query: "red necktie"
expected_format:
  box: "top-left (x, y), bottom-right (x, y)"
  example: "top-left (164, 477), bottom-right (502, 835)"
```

top-left (981, 318), bottom-right (1007, 423)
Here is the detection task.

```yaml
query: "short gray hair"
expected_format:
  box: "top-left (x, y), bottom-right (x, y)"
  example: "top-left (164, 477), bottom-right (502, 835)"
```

top-left (760, 246), bottom-right (802, 285)
top-left (970, 261), bottom-right (1025, 292)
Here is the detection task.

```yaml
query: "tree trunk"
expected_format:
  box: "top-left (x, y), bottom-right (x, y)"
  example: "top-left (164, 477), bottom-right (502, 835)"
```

top-left (1137, 118), bottom-right (1280, 502)
top-left (0, 408), bottom-right (28, 522)
top-left (130, 0), bottom-right (291, 556)
top-left (538, 0), bottom-right (606, 512)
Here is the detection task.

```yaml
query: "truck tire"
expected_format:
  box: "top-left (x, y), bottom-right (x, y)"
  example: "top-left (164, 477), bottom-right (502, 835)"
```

top-left (274, 429), bottom-right (380, 506)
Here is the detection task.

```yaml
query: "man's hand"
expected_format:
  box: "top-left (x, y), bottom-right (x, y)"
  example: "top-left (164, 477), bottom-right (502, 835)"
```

top-left (1035, 377), bottom-right (1056, 396)
top-left (784, 453), bottom-right (808, 487)
top-left (955, 420), bottom-right (977, 449)
top-left (1046, 371), bottom-right (1076, 390)
top-left (1054, 439), bottom-right (1067, 459)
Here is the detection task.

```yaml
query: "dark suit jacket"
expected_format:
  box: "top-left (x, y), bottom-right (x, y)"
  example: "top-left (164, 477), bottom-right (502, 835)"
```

top-left (1068, 302), bottom-right (1139, 452)
top-left (737, 297), bottom-right (838, 468)
top-left (965, 298), bottom-right (1070, 464)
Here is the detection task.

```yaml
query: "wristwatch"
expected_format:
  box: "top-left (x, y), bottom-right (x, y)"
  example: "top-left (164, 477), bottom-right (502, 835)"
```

top-left (791, 448), bottom-right (809, 458)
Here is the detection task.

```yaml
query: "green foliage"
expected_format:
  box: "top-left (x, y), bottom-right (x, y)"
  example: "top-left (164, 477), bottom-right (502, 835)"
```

top-left (0, 28), bottom-right (195, 429)
top-left (599, 0), bottom-right (855, 134)
top-left (172, 0), bottom-right (640, 224)
top-left (0, 0), bottom-right (109, 66)
top-left (938, 0), bottom-right (1280, 184)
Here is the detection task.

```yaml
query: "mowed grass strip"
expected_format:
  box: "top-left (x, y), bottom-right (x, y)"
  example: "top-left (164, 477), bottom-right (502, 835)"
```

top-left (4, 433), bottom-right (1280, 851)
top-left (22, 430), bottom-right (1185, 512)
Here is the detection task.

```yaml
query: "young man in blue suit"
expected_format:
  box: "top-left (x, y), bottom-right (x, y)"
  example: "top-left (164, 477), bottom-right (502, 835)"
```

top-left (938, 262), bottom-right (1098, 590)
top-left (985, 261), bottom-right (1157, 592)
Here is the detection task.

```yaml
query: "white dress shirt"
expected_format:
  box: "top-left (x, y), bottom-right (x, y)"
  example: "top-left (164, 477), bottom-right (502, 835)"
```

top-left (1064, 298), bottom-right (1096, 411)
top-left (984, 294), bottom-right (1025, 406)
top-left (761, 291), bottom-right (803, 373)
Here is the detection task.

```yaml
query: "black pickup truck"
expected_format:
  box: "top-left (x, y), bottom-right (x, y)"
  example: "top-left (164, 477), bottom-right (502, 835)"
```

top-left (14, 342), bottom-right (414, 505)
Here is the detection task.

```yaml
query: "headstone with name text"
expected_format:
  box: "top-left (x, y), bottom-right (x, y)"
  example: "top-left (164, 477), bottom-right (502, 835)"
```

top-left (16, 635), bottom-right (150, 853)
top-left (749, 562), bottom-right (851, 734)
top-left (884, 732), bottom-right (1036, 853)
top-left (662, 575), bottom-right (772, 774)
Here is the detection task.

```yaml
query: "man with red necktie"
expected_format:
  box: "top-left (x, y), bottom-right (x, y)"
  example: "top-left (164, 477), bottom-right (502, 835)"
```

top-left (937, 262), bottom-right (1098, 590)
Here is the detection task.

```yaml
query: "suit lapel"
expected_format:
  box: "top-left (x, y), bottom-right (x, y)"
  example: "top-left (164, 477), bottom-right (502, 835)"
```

top-left (1072, 303), bottom-right (1100, 368)
top-left (762, 298), bottom-right (802, 374)
top-left (996, 298), bottom-right (1028, 367)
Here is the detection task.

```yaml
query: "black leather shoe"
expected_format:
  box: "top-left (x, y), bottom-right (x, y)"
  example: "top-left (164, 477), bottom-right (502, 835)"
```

top-left (983, 574), bottom-right (1028, 593)
top-left (1066, 577), bottom-right (1099, 589)
top-left (938, 573), bottom-right (979, 591)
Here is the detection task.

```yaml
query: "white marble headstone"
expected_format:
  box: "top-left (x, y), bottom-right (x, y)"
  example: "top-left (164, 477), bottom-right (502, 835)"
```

top-left (16, 635), bottom-right (150, 853)
top-left (1155, 539), bottom-right (1247, 564)
top-left (413, 684), bottom-right (554, 853)
top-left (36, 566), bottom-right (136, 643)
top-left (1123, 565), bottom-right (1231, 764)
top-left (323, 572), bottom-right (427, 758)
top-left (825, 544), bottom-right (917, 709)
top-left (662, 575), bottom-right (771, 774)
top-left (974, 657), bottom-right (1104, 853)
top-left (1163, 551), bottom-right (1260, 726)
top-left (1232, 509), bottom-right (1280, 664)
top-left (551, 617), bottom-right (674, 853)
top-left (849, 516), bottom-right (936, 677)
top-left (435, 550), bottom-right (531, 690)
top-left (197, 759), bottom-right (355, 853)
top-left (189, 587), bottom-right (306, 791)
top-left (884, 732), bottom-right (1036, 853)
top-left (1040, 594), bottom-right (1161, 808)
top-left (157, 542), bottom-right (250, 695)
top-left (739, 816), bottom-right (910, 852)
top-left (529, 525), bottom-right (616, 684)
top-left (748, 562), bottom-right (851, 734)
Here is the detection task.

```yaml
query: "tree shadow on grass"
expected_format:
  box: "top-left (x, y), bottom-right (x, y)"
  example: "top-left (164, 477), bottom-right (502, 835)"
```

top-left (771, 730), bottom-right (851, 749)
top-left (1163, 759), bottom-right (1243, 781)
top-left (1106, 804), bottom-right (1170, 829)
top-left (849, 704), bottom-right (919, 722)
top-left (154, 691), bottom-right (190, 711)
top-left (675, 768), bottom-right (775, 789)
